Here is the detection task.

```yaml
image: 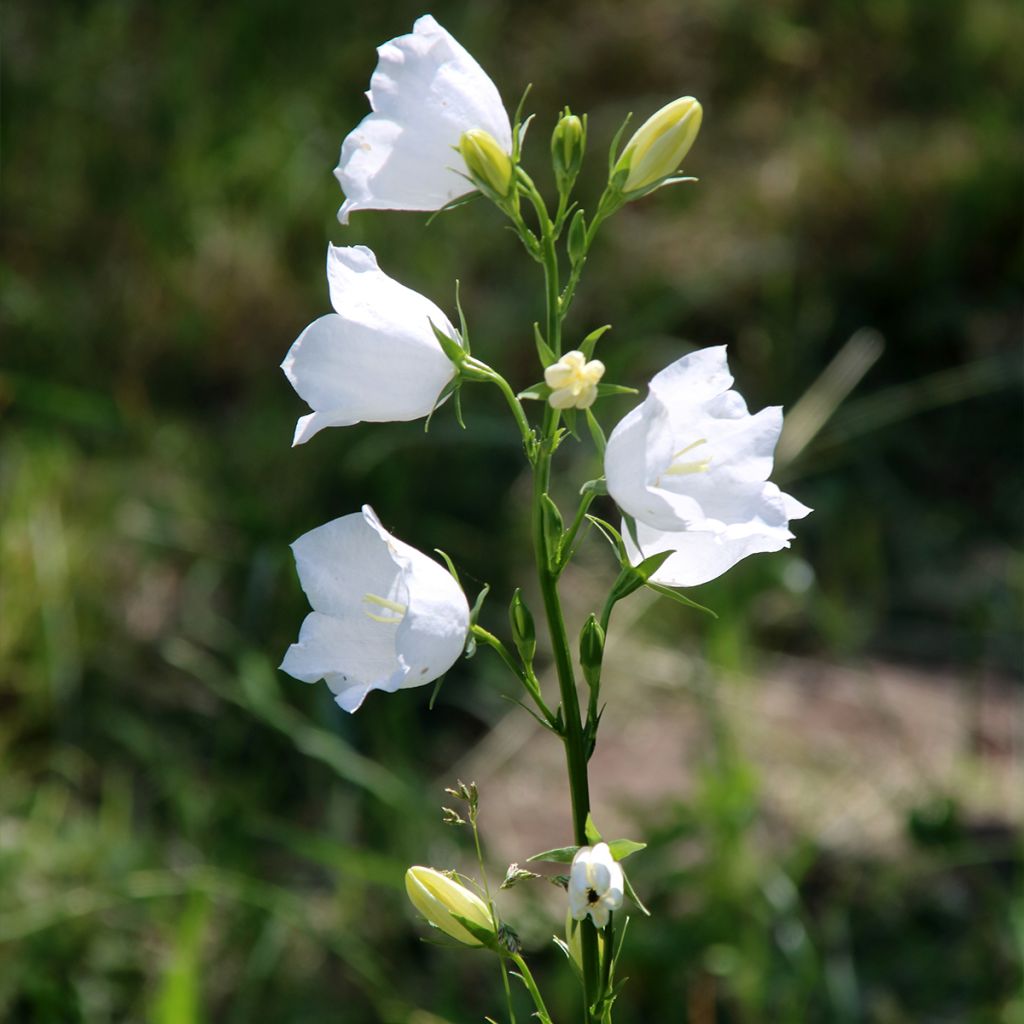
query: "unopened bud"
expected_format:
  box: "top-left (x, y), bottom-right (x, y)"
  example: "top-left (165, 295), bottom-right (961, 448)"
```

top-left (509, 589), bottom-right (536, 664)
top-left (567, 209), bottom-right (587, 266)
top-left (579, 614), bottom-right (605, 691)
top-left (613, 96), bottom-right (702, 193)
top-left (405, 866), bottom-right (496, 947)
top-left (551, 111), bottom-right (585, 190)
top-left (459, 129), bottom-right (514, 199)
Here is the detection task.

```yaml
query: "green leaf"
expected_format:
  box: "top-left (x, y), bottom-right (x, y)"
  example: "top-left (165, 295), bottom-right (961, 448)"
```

top-left (579, 476), bottom-right (607, 497)
top-left (454, 279), bottom-right (470, 354)
top-left (585, 514), bottom-right (626, 559)
top-left (595, 383), bottom-right (639, 397)
top-left (584, 812), bottom-right (603, 845)
top-left (540, 493), bottom-right (564, 566)
top-left (526, 845), bottom-right (579, 864)
top-left (580, 324), bottom-right (612, 359)
top-left (607, 838), bottom-right (647, 861)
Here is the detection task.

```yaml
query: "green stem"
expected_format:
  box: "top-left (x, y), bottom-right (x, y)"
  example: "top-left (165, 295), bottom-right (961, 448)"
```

top-left (511, 952), bottom-right (555, 1024)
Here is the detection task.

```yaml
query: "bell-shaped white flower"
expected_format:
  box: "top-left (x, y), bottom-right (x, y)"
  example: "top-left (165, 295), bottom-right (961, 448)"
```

top-left (605, 346), bottom-right (811, 587)
top-left (281, 245), bottom-right (457, 445)
top-left (280, 506), bottom-right (470, 712)
top-left (335, 15), bottom-right (513, 223)
top-left (568, 843), bottom-right (624, 929)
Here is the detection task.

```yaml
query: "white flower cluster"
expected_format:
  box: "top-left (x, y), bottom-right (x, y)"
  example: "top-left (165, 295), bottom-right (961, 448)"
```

top-left (279, 15), bottom-right (809, 713)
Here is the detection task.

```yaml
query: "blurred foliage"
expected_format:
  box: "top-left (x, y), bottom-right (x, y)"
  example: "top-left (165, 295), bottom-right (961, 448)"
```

top-left (1, 0), bottom-right (1021, 1020)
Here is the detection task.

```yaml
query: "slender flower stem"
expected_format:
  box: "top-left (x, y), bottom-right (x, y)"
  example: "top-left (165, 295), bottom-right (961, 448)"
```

top-left (511, 952), bottom-right (555, 1024)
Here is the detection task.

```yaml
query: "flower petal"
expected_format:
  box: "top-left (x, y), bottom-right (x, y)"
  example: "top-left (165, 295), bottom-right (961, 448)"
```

top-left (335, 15), bottom-right (512, 222)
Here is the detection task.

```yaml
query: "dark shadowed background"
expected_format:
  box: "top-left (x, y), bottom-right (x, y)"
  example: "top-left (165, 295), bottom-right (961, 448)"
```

top-left (2, 1), bottom-right (1022, 1021)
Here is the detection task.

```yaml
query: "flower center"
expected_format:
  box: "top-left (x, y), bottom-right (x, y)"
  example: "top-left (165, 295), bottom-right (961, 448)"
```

top-left (663, 437), bottom-right (712, 477)
top-left (362, 593), bottom-right (408, 624)
top-left (587, 888), bottom-right (600, 904)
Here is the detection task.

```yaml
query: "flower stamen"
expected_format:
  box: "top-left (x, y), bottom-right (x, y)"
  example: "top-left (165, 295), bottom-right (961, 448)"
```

top-left (362, 593), bottom-right (408, 624)
top-left (664, 437), bottom-right (712, 477)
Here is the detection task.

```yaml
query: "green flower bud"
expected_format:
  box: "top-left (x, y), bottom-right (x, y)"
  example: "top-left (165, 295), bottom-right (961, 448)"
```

top-left (613, 96), bottom-right (703, 193)
top-left (458, 128), bottom-right (514, 199)
top-left (509, 589), bottom-right (536, 664)
top-left (405, 866), bottom-right (496, 947)
top-left (551, 110), bottom-right (585, 190)
top-left (567, 209), bottom-right (587, 267)
top-left (579, 614), bottom-right (605, 691)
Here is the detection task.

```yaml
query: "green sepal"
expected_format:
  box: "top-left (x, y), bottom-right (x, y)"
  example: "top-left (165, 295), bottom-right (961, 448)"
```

top-left (584, 812), bottom-right (603, 845)
top-left (552, 936), bottom-right (585, 985)
top-left (433, 548), bottom-right (461, 587)
top-left (424, 191), bottom-right (481, 226)
top-left (607, 838), bottom-right (646, 861)
top-left (585, 409), bottom-right (607, 456)
top-left (468, 581), bottom-right (491, 627)
top-left (579, 324), bottom-right (612, 360)
top-left (586, 514), bottom-right (627, 560)
top-left (510, 83), bottom-right (534, 162)
top-left (428, 673), bottom-right (447, 709)
top-left (644, 581), bottom-right (716, 618)
top-left (447, 909), bottom-right (500, 948)
top-left (518, 380), bottom-right (552, 402)
top-left (453, 279), bottom-right (471, 354)
top-left (595, 383), bottom-right (639, 397)
top-left (579, 476), bottom-right (607, 498)
top-left (533, 322), bottom-right (557, 366)
top-left (508, 588), bottom-right (537, 664)
top-left (526, 844), bottom-right (578, 864)
top-left (562, 407), bottom-right (579, 440)
top-left (607, 112), bottom-right (634, 176)
top-left (429, 318), bottom-right (467, 368)
top-left (621, 869), bottom-right (650, 917)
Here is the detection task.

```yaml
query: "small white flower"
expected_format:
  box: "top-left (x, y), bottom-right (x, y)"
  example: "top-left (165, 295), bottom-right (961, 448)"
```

top-left (604, 346), bottom-right (811, 587)
top-left (335, 15), bottom-right (513, 223)
top-left (280, 506), bottom-right (470, 713)
top-left (281, 244), bottom-right (457, 445)
top-left (568, 842), bottom-right (624, 929)
top-left (544, 351), bottom-right (606, 410)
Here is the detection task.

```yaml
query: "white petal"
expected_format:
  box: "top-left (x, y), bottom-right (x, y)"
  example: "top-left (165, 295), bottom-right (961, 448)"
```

top-left (588, 903), bottom-right (611, 929)
top-left (281, 246), bottom-right (456, 440)
top-left (647, 345), bottom-right (733, 406)
top-left (335, 15), bottom-right (512, 221)
top-left (624, 514), bottom-right (795, 588)
top-left (290, 508), bottom-right (406, 621)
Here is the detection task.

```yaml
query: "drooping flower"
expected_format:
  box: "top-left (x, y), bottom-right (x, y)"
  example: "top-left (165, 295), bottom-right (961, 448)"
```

top-left (604, 346), bottom-right (811, 587)
top-left (544, 350), bottom-right (606, 410)
top-left (280, 506), bottom-right (470, 712)
top-left (568, 843), bottom-right (624, 929)
top-left (405, 866), bottom-right (495, 947)
top-left (613, 96), bottom-right (703, 194)
top-left (335, 15), bottom-right (513, 223)
top-left (281, 245), bottom-right (457, 445)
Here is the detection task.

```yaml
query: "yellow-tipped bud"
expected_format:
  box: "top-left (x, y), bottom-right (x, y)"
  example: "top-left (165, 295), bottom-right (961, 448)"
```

top-left (614, 96), bottom-right (703, 193)
top-left (405, 866), bottom-right (496, 947)
top-left (458, 129), bottom-right (514, 199)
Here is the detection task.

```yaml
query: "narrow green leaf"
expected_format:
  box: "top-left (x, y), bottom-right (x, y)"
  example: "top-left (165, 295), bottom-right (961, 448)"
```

top-left (622, 870), bottom-right (651, 916)
top-left (580, 324), bottom-right (612, 359)
top-left (584, 812), bottom-right (603, 845)
top-left (526, 845), bottom-right (579, 864)
top-left (585, 514), bottom-right (626, 559)
top-left (595, 383), bottom-right (639, 397)
top-left (518, 380), bottom-right (552, 401)
top-left (585, 409), bottom-right (607, 456)
top-left (645, 581), bottom-right (717, 617)
top-left (533, 322), bottom-right (556, 366)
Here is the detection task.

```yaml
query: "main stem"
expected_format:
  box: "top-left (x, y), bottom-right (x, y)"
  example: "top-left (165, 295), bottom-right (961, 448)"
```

top-left (528, 206), bottom-right (601, 1021)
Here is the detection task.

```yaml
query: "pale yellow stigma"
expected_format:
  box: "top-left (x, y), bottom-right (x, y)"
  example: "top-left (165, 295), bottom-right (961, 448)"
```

top-left (664, 438), bottom-right (712, 477)
top-left (362, 593), bottom-right (407, 624)
top-left (544, 350), bottom-right (606, 410)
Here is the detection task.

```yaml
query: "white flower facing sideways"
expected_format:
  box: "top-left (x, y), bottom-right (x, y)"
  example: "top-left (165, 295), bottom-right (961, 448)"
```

top-left (281, 244), bottom-right (457, 445)
top-left (605, 346), bottom-right (811, 587)
top-left (569, 843), bottom-right (624, 930)
top-left (335, 15), bottom-right (513, 223)
top-left (280, 506), bottom-right (470, 713)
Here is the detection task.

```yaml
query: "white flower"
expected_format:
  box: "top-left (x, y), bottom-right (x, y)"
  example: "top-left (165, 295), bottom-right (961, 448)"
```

top-left (604, 346), bottom-right (811, 587)
top-left (544, 351), bottom-right (606, 410)
top-left (281, 245), bottom-right (457, 445)
top-left (280, 506), bottom-right (470, 712)
top-left (335, 15), bottom-right (513, 223)
top-left (568, 842), bottom-right (624, 929)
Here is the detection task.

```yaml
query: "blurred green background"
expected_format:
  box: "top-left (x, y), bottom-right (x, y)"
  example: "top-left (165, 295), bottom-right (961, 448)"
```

top-left (2, 0), bottom-right (1022, 1021)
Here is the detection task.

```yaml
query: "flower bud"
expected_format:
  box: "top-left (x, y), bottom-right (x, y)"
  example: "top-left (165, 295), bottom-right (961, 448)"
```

top-left (579, 614), bottom-right (605, 691)
top-left (509, 589), bottom-right (536, 664)
top-left (551, 111), bottom-right (585, 190)
top-left (458, 128), bottom-right (514, 199)
top-left (567, 209), bottom-right (587, 266)
top-left (405, 866), bottom-right (496, 946)
top-left (613, 96), bottom-right (702, 193)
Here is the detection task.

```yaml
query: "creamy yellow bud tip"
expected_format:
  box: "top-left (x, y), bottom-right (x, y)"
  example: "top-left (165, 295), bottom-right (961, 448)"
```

top-left (544, 350), bottom-right (606, 410)
top-left (616, 96), bottom-right (703, 193)
top-left (405, 866), bottom-right (495, 947)
top-left (458, 128), bottom-right (513, 198)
